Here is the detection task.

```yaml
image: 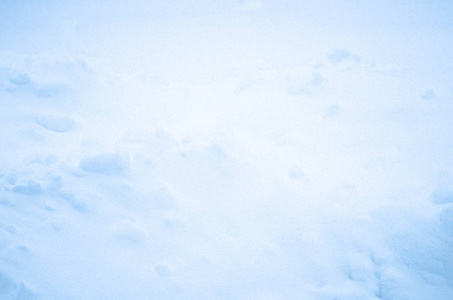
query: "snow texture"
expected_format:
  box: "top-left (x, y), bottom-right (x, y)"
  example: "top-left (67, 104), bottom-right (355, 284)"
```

top-left (1, 0), bottom-right (453, 299)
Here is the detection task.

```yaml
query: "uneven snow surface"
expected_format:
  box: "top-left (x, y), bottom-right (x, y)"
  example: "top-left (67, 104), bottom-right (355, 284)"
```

top-left (1, 1), bottom-right (453, 299)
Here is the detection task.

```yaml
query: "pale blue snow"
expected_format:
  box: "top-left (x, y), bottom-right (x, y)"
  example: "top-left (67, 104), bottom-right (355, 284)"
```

top-left (1, 1), bottom-right (453, 299)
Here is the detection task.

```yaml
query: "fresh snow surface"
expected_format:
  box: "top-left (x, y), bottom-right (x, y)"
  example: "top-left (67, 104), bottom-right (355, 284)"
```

top-left (1, 1), bottom-right (453, 299)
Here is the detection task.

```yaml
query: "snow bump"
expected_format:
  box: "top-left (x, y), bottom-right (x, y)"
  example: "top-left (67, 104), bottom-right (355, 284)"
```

top-left (35, 115), bottom-right (75, 133)
top-left (79, 153), bottom-right (129, 175)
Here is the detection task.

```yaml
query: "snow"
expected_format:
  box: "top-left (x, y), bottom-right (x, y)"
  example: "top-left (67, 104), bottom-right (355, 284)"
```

top-left (1, 0), bottom-right (453, 299)
top-left (35, 115), bottom-right (75, 133)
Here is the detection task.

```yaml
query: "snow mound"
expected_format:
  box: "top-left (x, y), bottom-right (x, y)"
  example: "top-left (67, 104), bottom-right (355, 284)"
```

top-left (35, 115), bottom-right (75, 133)
top-left (79, 154), bottom-right (129, 175)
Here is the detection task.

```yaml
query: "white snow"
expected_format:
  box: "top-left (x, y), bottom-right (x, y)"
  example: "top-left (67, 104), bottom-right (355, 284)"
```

top-left (1, 0), bottom-right (453, 299)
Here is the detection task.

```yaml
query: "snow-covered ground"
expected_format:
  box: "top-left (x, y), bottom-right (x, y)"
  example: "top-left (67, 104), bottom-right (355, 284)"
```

top-left (1, 1), bottom-right (453, 299)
